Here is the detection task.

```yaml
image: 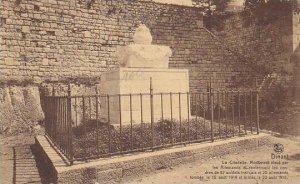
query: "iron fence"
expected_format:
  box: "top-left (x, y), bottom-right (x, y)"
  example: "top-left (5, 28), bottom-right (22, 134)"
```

top-left (43, 84), bottom-right (259, 165)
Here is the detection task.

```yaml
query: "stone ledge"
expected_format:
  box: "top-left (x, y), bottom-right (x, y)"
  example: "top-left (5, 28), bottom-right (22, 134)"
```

top-left (35, 133), bottom-right (272, 184)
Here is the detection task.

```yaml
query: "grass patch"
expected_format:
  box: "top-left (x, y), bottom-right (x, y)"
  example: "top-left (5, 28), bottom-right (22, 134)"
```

top-left (72, 118), bottom-right (246, 159)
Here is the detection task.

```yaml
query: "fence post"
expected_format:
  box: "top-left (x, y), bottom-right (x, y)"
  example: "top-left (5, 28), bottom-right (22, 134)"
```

top-left (255, 78), bottom-right (260, 135)
top-left (95, 86), bottom-right (100, 156)
top-left (67, 83), bottom-right (73, 165)
top-left (50, 85), bottom-right (54, 139)
top-left (119, 94), bottom-right (122, 154)
top-left (150, 77), bottom-right (154, 149)
top-left (209, 78), bottom-right (214, 142)
top-left (52, 85), bottom-right (57, 141)
top-left (130, 93), bottom-right (133, 150)
top-left (82, 96), bottom-right (87, 160)
top-left (187, 92), bottom-right (190, 143)
top-left (107, 94), bottom-right (111, 154)
top-left (179, 92), bottom-right (182, 142)
top-left (52, 85), bottom-right (55, 96)
top-left (170, 92), bottom-right (173, 145)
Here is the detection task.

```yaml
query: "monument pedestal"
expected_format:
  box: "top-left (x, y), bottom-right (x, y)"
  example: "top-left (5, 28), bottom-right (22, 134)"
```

top-left (100, 24), bottom-right (191, 125)
top-left (100, 68), bottom-right (190, 124)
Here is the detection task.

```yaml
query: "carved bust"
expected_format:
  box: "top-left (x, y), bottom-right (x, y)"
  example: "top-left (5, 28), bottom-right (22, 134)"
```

top-left (133, 24), bottom-right (153, 45)
top-left (116, 24), bottom-right (172, 68)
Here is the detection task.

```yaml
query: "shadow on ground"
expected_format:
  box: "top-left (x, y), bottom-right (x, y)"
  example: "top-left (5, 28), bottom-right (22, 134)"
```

top-left (12, 140), bottom-right (55, 184)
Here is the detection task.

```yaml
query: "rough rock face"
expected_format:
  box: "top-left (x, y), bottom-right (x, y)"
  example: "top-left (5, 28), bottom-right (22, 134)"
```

top-left (23, 87), bottom-right (44, 123)
top-left (0, 87), bottom-right (14, 133)
top-left (0, 86), bottom-right (44, 134)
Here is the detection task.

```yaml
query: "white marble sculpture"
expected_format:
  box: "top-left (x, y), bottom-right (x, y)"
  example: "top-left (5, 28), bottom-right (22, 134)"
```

top-left (101, 24), bottom-right (189, 124)
top-left (116, 24), bottom-right (172, 68)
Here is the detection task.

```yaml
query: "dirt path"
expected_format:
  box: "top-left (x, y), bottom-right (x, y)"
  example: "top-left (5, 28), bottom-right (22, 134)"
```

top-left (125, 135), bottom-right (300, 184)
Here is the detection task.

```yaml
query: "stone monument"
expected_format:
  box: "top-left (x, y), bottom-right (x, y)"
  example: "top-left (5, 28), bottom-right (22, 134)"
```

top-left (100, 24), bottom-right (190, 124)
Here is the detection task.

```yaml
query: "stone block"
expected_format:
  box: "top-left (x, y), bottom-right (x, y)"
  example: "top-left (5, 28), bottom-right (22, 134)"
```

top-left (122, 167), bottom-right (148, 179)
top-left (58, 168), bottom-right (96, 184)
top-left (193, 152), bottom-right (211, 160)
top-left (151, 154), bottom-right (172, 170)
top-left (42, 58), bottom-right (49, 65)
top-left (5, 58), bottom-right (20, 66)
top-left (171, 156), bottom-right (195, 166)
top-left (84, 31), bottom-right (91, 38)
top-left (100, 68), bottom-right (190, 124)
top-left (96, 168), bottom-right (122, 183)
top-left (21, 26), bottom-right (30, 33)
top-left (121, 157), bottom-right (147, 170)
top-left (173, 150), bottom-right (194, 158)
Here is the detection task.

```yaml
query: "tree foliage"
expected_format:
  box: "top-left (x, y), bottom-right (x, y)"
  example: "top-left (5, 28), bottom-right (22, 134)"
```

top-left (192, 0), bottom-right (232, 15)
top-left (192, 0), bottom-right (299, 15)
top-left (244, 0), bottom-right (299, 11)
top-left (193, 0), bottom-right (298, 104)
top-left (243, 0), bottom-right (299, 25)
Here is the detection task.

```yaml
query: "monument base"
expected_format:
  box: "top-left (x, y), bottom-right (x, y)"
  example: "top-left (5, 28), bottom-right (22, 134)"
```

top-left (100, 68), bottom-right (190, 124)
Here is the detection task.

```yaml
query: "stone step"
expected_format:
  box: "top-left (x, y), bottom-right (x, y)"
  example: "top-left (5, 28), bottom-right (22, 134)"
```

top-left (14, 146), bottom-right (42, 184)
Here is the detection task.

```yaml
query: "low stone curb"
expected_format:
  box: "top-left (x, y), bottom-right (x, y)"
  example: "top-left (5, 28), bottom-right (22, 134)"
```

top-left (35, 133), bottom-right (272, 184)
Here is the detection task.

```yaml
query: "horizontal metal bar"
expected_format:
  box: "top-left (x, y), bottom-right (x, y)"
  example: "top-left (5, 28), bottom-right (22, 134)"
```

top-left (72, 132), bottom-right (248, 162)
top-left (44, 90), bottom-right (259, 99)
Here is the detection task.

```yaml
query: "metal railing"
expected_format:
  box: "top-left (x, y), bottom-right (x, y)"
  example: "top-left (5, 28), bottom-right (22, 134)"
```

top-left (43, 83), bottom-right (259, 165)
top-left (44, 85), bottom-right (73, 164)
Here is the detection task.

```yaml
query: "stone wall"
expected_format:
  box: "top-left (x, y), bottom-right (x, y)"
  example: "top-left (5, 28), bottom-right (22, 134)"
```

top-left (1, 0), bottom-right (296, 133)
top-left (206, 10), bottom-right (295, 86)
top-left (0, 0), bottom-right (251, 93)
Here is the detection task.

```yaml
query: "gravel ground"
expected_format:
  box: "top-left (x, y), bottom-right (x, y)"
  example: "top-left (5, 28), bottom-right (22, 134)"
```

top-left (125, 135), bottom-right (300, 184)
top-left (1, 133), bottom-right (299, 184)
